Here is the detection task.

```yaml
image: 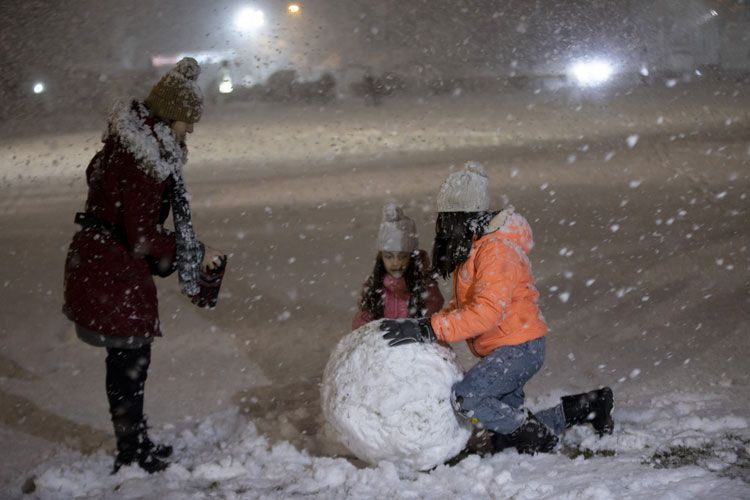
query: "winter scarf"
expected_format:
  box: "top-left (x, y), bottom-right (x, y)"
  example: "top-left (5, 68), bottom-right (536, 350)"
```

top-left (170, 168), bottom-right (202, 297)
top-left (108, 100), bottom-right (202, 297)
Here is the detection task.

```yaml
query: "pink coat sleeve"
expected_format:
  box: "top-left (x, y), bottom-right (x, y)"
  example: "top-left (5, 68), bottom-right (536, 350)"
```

top-left (351, 283), bottom-right (373, 330)
top-left (352, 309), bottom-right (372, 330)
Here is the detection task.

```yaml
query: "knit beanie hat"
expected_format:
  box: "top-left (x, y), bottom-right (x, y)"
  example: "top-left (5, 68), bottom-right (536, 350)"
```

top-left (376, 203), bottom-right (419, 253)
top-left (436, 161), bottom-right (491, 212)
top-left (145, 57), bottom-right (204, 124)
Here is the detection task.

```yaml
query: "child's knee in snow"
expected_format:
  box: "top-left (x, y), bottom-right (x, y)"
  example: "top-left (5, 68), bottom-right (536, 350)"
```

top-left (451, 390), bottom-right (479, 424)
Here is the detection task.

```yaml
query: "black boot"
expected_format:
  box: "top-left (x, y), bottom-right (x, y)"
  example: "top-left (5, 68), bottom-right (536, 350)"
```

top-left (112, 419), bottom-right (170, 474)
top-left (112, 419), bottom-right (140, 474)
top-left (113, 446), bottom-right (169, 474)
top-left (139, 419), bottom-right (173, 459)
top-left (490, 410), bottom-right (559, 455)
top-left (107, 346), bottom-right (168, 474)
top-left (142, 435), bottom-right (173, 460)
top-left (135, 448), bottom-right (170, 474)
top-left (489, 432), bottom-right (514, 453)
top-left (561, 387), bottom-right (614, 436)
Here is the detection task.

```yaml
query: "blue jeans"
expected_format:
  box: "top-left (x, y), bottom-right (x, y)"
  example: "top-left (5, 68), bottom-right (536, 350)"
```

top-left (451, 337), bottom-right (565, 435)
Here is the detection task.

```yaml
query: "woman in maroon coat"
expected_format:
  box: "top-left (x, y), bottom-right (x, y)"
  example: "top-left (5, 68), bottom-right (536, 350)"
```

top-left (63, 58), bottom-right (224, 474)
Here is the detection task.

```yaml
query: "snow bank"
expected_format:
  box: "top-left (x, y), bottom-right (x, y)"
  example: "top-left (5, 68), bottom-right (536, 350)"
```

top-left (320, 320), bottom-right (471, 470)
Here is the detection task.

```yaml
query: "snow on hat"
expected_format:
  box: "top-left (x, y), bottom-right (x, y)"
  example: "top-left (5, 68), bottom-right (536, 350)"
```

top-left (436, 161), bottom-right (491, 212)
top-left (376, 203), bottom-right (418, 253)
top-left (145, 57), bottom-right (204, 124)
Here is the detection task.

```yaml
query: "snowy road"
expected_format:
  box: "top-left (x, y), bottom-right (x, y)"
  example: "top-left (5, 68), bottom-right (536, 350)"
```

top-left (0, 84), bottom-right (748, 498)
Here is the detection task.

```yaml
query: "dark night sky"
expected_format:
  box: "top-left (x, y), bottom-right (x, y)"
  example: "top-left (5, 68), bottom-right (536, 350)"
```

top-left (0, 1), bottom-right (646, 70)
top-left (0, 0), bottom-right (744, 88)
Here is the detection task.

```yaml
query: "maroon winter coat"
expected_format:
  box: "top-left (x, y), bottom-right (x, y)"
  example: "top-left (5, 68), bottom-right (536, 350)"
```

top-left (63, 101), bottom-right (182, 339)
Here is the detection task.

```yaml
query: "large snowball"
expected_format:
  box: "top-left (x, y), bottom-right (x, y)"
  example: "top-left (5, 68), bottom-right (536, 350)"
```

top-left (321, 320), bottom-right (471, 470)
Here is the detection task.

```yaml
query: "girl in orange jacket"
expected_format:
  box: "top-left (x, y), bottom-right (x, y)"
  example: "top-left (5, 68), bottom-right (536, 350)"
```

top-left (352, 203), bottom-right (444, 329)
top-left (382, 163), bottom-right (614, 455)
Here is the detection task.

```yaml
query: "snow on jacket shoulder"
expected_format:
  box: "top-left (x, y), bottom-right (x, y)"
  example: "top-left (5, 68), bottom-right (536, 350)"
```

top-left (430, 208), bottom-right (548, 357)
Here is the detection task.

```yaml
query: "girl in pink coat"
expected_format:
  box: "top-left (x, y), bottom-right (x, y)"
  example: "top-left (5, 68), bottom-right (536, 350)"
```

top-left (352, 204), bottom-right (444, 329)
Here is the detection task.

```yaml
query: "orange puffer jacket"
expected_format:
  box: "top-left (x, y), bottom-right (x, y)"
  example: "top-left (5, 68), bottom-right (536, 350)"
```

top-left (430, 208), bottom-right (548, 357)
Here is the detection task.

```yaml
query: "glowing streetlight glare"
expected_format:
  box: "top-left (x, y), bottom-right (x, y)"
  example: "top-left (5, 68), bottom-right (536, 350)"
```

top-left (288, 4), bottom-right (301, 14)
top-left (32, 82), bottom-right (45, 94)
top-left (235, 7), bottom-right (265, 30)
top-left (219, 79), bottom-right (234, 94)
top-left (569, 59), bottom-right (614, 87)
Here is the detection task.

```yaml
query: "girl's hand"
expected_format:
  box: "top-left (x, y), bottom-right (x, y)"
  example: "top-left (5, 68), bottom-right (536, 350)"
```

top-left (381, 318), bottom-right (436, 347)
top-left (202, 246), bottom-right (225, 271)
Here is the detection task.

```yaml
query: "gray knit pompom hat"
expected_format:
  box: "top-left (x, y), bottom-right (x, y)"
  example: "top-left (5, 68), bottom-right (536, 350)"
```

top-left (376, 203), bottom-right (418, 252)
top-left (436, 161), bottom-right (491, 212)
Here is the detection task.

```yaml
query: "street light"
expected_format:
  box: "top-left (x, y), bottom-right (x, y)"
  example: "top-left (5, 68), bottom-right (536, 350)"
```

top-left (568, 59), bottom-right (614, 87)
top-left (288, 3), bottom-right (301, 15)
top-left (235, 6), bottom-right (265, 31)
top-left (219, 77), bottom-right (234, 94)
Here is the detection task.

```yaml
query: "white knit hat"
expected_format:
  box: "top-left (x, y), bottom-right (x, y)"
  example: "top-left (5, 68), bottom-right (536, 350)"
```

top-left (376, 203), bottom-right (418, 252)
top-left (436, 161), bottom-right (491, 212)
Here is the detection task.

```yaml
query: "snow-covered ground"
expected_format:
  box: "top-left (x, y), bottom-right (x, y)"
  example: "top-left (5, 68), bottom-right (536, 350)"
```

top-left (0, 83), bottom-right (748, 498)
top-left (24, 398), bottom-right (750, 499)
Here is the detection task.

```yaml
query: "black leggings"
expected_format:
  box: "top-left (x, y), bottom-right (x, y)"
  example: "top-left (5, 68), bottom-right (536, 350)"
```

top-left (106, 345), bottom-right (151, 436)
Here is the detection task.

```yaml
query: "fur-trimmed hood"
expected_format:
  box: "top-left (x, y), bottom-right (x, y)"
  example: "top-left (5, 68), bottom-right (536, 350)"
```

top-left (105, 100), bottom-right (186, 182)
top-left (485, 205), bottom-right (535, 255)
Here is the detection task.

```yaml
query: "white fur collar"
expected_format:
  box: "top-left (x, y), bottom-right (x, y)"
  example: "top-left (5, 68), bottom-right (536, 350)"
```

top-left (486, 206), bottom-right (515, 233)
top-left (106, 100), bottom-right (185, 182)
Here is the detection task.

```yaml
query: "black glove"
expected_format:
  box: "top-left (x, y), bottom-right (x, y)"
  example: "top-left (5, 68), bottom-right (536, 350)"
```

top-left (381, 318), bottom-right (437, 347)
top-left (147, 255), bottom-right (176, 278)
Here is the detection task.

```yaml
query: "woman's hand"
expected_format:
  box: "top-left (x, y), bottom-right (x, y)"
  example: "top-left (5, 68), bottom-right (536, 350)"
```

top-left (201, 245), bottom-right (226, 271)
